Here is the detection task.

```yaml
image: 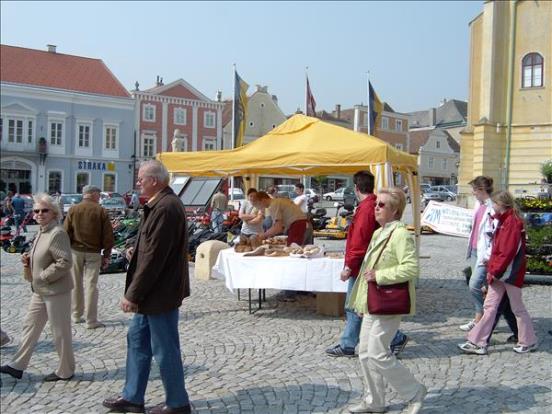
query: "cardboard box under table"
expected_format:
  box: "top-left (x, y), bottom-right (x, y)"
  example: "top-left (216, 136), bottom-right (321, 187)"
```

top-left (212, 248), bottom-right (347, 314)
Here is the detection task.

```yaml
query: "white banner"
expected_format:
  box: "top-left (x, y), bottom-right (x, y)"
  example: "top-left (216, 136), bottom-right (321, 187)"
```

top-left (421, 201), bottom-right (473, 238)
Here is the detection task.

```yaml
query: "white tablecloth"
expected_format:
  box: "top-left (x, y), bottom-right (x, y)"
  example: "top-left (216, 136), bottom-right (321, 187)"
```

top-left (212, 248), bottom-right (347, 293)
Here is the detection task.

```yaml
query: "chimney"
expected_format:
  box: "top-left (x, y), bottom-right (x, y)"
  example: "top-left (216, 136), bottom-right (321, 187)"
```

top-left (156, 76), bottom-right (164, 86)
top-left (335, 104), bottom-right (341, 119)
top-left (439, 98), bottom-right (447, 107)
top-left (216, 90), bottom-right (222, 102)
top-left (47, 44), bottom-right (57, 53)
top-left (271, 95), bottom-right (278, 105)
top-left (428, 108), bottom-right (436, 126)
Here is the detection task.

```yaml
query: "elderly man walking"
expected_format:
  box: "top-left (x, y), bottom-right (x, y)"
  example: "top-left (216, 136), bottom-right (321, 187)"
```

top-left (103, 160), bottom-right (191, 414)
top-left (64, 185), bottom-right (114, 329)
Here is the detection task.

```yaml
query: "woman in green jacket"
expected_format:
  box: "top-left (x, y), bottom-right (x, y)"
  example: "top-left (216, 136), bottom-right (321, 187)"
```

top-left (347, 187), bottom-right (426, 414)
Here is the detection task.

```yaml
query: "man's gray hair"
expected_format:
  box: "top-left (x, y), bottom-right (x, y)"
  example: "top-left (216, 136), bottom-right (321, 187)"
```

top-left (82, 185), bottom-right (101, 194)
top-left (141, 160), bottom-right (170, 185)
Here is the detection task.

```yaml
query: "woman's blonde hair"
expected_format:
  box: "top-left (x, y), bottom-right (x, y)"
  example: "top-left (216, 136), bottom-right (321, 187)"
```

top-left (378, 187), bottom-right (407, 220)
top-left (491, 190), bottom-right (521, 218)
top-left (33, 193), bottom-right (62, 221)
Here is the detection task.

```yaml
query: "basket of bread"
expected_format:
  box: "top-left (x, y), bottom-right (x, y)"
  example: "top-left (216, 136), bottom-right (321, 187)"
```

top-left (287, 243), bottom-right (324, 258)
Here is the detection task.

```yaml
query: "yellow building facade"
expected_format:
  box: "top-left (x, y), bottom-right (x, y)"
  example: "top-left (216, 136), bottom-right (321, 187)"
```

top-left (458, 0), bottom-right (552, 206)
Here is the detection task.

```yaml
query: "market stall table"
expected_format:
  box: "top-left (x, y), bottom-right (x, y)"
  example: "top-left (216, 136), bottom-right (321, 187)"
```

top-left (212, 248), bottom-right (347, 313)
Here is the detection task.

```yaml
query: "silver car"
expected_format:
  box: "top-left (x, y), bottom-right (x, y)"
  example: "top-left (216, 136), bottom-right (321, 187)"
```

top-left (100, 196), bottom-right (127, 217)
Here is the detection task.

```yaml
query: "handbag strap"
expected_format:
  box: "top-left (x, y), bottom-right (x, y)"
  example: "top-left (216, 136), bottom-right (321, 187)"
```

top-left (371, 227), bottom-right (396, 269)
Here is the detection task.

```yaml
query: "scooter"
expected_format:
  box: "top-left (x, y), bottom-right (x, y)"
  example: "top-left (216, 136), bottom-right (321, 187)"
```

top-left (313, 201), bottom-right (355, 239)
top-left (307, 198), bottom-right (329, 231)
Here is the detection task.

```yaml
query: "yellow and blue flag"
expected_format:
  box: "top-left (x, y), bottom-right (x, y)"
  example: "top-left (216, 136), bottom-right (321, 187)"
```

top-left (233, 71), bottom-right (249, 148)
top-left (368, 81), bottom-right (383, 136)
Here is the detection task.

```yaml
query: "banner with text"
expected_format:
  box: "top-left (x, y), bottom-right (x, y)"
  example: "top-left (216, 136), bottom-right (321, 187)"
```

top-left (421, 201), bottom-right (473, 238)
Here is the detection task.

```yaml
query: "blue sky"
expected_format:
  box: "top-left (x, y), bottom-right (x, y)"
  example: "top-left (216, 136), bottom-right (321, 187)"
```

top-left (1, 1), bottom-right (482, 114)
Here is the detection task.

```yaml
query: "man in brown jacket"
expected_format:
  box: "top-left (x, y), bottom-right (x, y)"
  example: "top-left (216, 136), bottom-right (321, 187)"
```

top-left (103, 160), bottom-right (191, 414)
top-left (64, 185), bottom-right (114, 329)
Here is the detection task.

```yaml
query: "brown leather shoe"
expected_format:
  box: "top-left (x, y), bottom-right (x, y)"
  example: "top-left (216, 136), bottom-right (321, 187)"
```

top-left (102, 396), bottom-right (145, 413)
top-left (147, 404), bottom-right (191, 414)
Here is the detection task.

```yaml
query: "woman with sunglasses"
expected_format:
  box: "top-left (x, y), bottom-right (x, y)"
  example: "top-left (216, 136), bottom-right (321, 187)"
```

top-left (0, 193), bottom-right (75, 382)
top-left (347, 187), bottom-right (426, 414)
top-left (458, 190), bottom-right (537, 355)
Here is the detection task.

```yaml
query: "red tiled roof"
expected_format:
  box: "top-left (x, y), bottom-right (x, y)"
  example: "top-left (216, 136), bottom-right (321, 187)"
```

top-left (0, 44), bottom-right (131, 98)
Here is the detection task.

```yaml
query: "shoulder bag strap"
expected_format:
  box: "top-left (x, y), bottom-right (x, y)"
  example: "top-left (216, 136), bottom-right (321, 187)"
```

top-left (371, 228), bottom-right (396, 269)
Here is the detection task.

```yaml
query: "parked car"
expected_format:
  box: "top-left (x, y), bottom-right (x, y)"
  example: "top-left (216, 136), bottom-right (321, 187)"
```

top-left (123, 190), bottom-right (148, 207)
top-left (323, 186), bottom-right (355, 201)
top-left (420, 184), bottom-right (431, 193)
top-left (305, 188), bottom-right (320, 203)
top-left (429, 186), bottom-right (456, 201)
top-left (56, 194), bottom-right (83, 217)
top-left (100, 196), bottom-right (127, 217)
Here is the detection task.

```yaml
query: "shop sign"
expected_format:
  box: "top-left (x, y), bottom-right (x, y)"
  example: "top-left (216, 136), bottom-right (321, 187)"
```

top-left (78, 161), bottom-right (116, 172)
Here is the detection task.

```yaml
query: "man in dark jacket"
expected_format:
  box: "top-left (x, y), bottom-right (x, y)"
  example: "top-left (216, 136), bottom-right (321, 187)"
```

top-left (103, 160), bottom-right (191, 414)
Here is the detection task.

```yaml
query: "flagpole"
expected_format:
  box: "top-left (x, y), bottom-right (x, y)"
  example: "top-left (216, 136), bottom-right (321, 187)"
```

top-left (230, 64), bottom-right (236, 201)
top-left (305, 66), bottom-right (309, 115)
top-left (366, 71), bottom-right (371, 135)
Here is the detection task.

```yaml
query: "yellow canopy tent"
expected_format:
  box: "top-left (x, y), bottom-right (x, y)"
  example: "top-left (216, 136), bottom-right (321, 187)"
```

top-left (158, 114), bottom-right (421, 241)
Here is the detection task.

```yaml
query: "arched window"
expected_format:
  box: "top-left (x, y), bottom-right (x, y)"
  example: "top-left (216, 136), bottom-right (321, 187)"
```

top-left (522, 53), bottom-right (544, 88)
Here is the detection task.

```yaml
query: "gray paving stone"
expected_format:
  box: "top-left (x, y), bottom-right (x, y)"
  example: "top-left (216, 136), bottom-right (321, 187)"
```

top-left (1, 228), bottom-right (551, 413)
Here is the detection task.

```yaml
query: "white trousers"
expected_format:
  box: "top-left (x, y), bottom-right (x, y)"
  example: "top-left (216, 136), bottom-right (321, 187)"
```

top-left (358, 313), bottom-right (421, 407)
top-left (71, 250), bottom-right (101, 324)
top-left (9, 292), bottom-right (75, 378)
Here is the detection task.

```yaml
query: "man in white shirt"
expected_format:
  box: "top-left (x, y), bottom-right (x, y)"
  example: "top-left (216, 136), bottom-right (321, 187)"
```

top-left (293, 183), bottom-right (308, 213)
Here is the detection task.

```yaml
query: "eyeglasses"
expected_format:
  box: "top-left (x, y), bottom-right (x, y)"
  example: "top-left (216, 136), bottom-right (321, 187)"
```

top-left (376, 202), bottom-right (386, 209)
top-left (33, 208), bottom-right (50, 214)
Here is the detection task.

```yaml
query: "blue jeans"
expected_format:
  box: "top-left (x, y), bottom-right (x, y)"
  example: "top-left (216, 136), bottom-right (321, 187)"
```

top-left (340, 277), bottom-right (405, 351)
top-left (469, 252), bottom-right (487, 315)
top-left (122, 309), bottom-right (189, 408)
top-left (340, 277), bottom-right (363, 351)
top-left (211, 210), bottom-right (224, 233)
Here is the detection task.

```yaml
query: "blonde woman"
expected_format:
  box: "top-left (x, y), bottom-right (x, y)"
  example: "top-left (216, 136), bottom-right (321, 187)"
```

top-left (459, 191), bottom-right (537, 355)
top-left (0, 193), bottom-right (75, 382)
top-left (347, 187), bottom-right (426, 414)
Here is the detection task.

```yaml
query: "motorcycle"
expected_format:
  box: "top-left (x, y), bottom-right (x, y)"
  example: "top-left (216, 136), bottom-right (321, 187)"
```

top-left (313, 201), bottom-right (355, 239)
top-left (307, 198), bottom-right (330, 231)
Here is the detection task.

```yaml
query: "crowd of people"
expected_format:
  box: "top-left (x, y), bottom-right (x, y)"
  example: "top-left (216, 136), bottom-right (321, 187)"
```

top-left (0, 164), bottom-right (539, 414)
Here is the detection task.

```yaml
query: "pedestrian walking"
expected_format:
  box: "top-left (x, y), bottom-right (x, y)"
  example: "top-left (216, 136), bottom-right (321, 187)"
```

top-left (458, 190), bottom-right (537, 355)
top-left (11, 193), bottom-right (27, 236)
top-left (102, 160), bottom-right (191, 414)
top-left (347, 187), bottom-right (426, 414)
top-left (0, 193), bottom-right (75, 382)
top-left (64, 185), bottom-right (114, 329)
top-left (325, 171), bottom-right (410, 358)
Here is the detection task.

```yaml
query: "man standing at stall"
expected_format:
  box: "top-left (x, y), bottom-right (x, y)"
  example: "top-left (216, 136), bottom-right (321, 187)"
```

top-left (252, 191), bottom-right (307, 246)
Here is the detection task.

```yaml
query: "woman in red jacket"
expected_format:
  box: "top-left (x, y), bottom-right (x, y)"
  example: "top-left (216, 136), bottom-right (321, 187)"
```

top-left (458, 191), bottom-right (537, 355)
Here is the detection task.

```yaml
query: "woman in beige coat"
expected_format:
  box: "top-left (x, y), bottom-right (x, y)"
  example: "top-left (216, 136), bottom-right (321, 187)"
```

top-left (0, 193), bottom-right (75, 382)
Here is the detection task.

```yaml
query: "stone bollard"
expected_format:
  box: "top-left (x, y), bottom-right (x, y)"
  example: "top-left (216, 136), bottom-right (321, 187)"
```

top-left (195, 240), bottom-right (229, 281)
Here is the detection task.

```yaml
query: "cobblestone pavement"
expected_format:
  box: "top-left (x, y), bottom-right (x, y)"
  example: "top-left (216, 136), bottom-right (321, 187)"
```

top-left (1, 231), bottom-right (551, 413)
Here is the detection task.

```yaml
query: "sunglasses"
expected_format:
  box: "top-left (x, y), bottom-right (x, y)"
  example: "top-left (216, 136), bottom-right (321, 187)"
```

top-left (375, 202), bottom-right (386, 209)
top-left (33, 208), bottom-right (50, 214)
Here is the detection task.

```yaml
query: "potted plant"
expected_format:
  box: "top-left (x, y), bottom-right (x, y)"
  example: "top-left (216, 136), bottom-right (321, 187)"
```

top-left (541, 159), bottom-right (552, 184)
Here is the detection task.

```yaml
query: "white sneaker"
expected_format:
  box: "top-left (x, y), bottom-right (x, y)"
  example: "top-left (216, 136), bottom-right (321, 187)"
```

top-left (513, 343), bottom-right (538, 354)
top-left (459, 319), bottom-right (476, 331)
top-left (458, 341), bottom-right (488, 355)
top-left (406, 384), bottom-right (427, 414)
top-left (348, 400), bottom-right (386, 413)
